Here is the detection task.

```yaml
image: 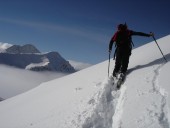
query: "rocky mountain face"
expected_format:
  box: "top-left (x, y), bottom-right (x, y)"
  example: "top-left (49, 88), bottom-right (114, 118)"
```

top-left (0, 97), bottom-right (4, 101)
top-left (6, 44), bottom-right (40, 54)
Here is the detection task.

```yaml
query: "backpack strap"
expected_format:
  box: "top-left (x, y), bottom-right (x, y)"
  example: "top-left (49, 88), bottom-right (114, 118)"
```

top-left (129, 36), bottom-right (134, 47)
top-left (128, 31), bottom-right (134, 47)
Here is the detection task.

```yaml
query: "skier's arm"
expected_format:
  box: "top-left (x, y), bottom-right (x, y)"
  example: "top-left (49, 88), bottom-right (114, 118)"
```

top-left (131, 31), bottom-right (152, 37)
top-left (109, 39), bottom-right (114, 52)
top-left (109, 32), bottom-right (117, 52)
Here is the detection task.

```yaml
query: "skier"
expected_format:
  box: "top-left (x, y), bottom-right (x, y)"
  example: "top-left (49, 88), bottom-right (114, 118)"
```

top-left (109, 24), bottom-right (153, 77)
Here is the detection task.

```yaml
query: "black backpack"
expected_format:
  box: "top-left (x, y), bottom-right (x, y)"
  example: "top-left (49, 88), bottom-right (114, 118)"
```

top-left (115, 30), bottom-right (133, 47)
top-left (113, 29), bottom-right (134, 59)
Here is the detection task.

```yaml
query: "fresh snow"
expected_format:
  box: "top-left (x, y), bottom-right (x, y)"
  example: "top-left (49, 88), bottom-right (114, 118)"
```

top-left (0, 35), bottom-right (170, 128)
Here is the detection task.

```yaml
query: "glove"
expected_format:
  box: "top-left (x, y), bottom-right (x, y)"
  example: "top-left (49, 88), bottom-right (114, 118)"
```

top-left (149, 32), bottom-right (154, 37)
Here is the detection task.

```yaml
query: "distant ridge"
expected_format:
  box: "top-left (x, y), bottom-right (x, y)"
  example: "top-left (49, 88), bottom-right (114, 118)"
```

top-left (6, 44), bottom-right (40, 54)
top-left (0, 97), bottom-right (4, 101)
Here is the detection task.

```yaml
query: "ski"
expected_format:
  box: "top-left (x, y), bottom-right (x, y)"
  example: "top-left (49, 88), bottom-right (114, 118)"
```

top-left (109, 72), bottom-right (126, 90)
top-left (109, 75), bottom-right (117, 89)
top-left (116, 73), bottom-right (126, 89)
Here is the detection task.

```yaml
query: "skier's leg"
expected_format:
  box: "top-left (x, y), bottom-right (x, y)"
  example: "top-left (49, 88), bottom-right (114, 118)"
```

top-left (121, 54), bottom-right (130, 74)
top-left (113, 50), bottom-right (122, 76)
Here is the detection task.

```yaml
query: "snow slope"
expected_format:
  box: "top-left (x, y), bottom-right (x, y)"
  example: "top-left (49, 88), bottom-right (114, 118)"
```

top-left (0, 35), bottom-right (170, 128)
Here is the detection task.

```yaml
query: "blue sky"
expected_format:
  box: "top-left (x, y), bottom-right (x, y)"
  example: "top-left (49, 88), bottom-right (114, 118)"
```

top-left (0, 0), bottom-right (169, 64)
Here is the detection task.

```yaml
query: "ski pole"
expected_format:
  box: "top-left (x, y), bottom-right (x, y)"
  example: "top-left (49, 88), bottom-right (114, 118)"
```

top-left (108, 51), bottom-right (111, 77)
top-left (152, 35), bottom-right (167, 62)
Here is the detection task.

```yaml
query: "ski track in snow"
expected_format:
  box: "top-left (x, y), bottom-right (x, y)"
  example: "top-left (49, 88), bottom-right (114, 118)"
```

top-left (132, 62), bottom-right (169, 128)
top-left (82, 77), bottom-right (127, 128)
top-left (82, 63), bottom-right (170, 128)
top-left (150, 63), bottom-right (170, 127)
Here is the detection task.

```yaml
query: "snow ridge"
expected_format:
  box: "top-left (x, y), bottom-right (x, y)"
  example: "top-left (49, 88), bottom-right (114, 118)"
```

top-left (82, 77), bottom-right (126, 128)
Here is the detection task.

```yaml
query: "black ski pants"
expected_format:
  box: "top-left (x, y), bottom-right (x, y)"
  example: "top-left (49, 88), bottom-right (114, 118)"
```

top-left (113, 47), bottom-right (131, 74)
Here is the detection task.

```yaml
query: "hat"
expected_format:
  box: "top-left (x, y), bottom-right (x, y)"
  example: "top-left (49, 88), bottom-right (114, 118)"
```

top-left (117, 23), bottom-right (127, 30)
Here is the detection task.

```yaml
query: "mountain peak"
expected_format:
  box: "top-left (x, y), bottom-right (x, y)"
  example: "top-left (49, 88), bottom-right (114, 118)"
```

top-left (6, 44), bottom-right (40, 54)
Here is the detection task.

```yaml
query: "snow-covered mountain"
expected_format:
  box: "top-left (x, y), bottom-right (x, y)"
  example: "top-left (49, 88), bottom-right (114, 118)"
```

top-left (0, 35), bottom-right (170, 128)
top-left (0, 44), bottom-right (75, 73)
top-left (0, 52), bottom-right (75, 72)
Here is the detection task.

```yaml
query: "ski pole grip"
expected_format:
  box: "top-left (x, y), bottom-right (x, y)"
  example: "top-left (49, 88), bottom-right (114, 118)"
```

top-left (150, 32), bottom-right (154, 38)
